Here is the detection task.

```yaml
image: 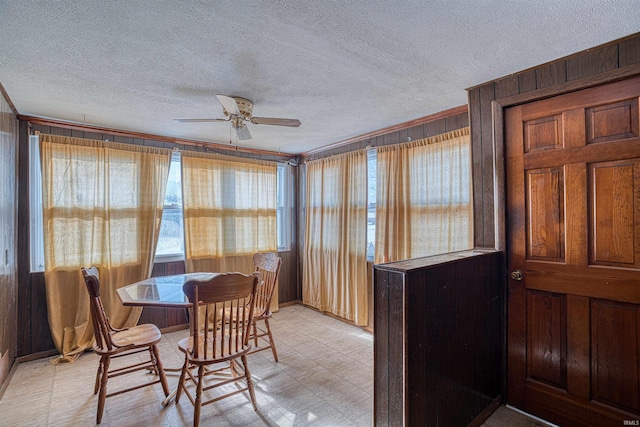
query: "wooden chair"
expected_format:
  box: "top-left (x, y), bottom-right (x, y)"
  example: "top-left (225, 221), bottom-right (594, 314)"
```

top-left (175, 271), bottom-right (262, 427)
top-left (250, 252), bottom-right (282, 361)
top-left (81, 267), bottom-right (170, 424)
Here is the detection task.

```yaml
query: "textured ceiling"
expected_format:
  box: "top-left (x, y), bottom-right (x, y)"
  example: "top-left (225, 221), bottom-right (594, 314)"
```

top-left (1, 1), bottom-right (639, 154)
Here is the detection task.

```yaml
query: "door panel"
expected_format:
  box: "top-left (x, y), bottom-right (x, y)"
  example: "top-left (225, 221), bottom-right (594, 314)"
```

top-left (506, 76), bottom-right (640, 426)
top-left (591, 300), bottom-right (640, 413)
top-left (527, 290), bottom-right (566, 388)
top-left (589, 160), bottom-right (640, 267)
top-left (526, 168), bottom-right (564, 261)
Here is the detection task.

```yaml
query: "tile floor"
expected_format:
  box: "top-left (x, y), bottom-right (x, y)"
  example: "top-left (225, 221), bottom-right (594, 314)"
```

top-left (0, 305), bottom-right (545, 426)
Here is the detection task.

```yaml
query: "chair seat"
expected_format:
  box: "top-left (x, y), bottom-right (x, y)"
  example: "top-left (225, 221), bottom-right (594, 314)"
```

top-left (82, 266), bottom-right (170, 424)
top-left (98, 324), bottom-right (162, 353)
top-left (177, 335), bottom-right (252, 364)
top-left (249, 252), bottom-right (282, 362)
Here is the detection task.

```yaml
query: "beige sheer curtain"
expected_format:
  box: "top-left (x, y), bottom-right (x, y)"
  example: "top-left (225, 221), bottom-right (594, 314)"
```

top-left (40, 134), bottom-right (171, 363)
top-left (181, 151), bottom-right (278, 305)
top-left (375, 128), bottom-right (473, 264)
top-left (302, 150), bottom-right (368, 325)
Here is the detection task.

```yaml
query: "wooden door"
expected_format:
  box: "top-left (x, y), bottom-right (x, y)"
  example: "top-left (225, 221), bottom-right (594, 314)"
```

top-left (506, 76), bottom-right (640, 426)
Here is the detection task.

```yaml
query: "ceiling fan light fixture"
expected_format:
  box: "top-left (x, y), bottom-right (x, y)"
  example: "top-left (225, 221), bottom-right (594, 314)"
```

top-left (174, 94), bottom-right (300, 141)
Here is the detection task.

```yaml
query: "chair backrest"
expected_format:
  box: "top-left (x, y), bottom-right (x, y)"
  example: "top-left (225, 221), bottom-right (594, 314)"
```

top-left (81, 267), bottom-right (115, 352)
top-left (183, 271), bottom-right (262, 360)
top-left (253, 252), bottom-right (282, 317)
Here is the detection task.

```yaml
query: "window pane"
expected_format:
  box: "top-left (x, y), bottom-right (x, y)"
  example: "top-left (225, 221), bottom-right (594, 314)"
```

top-left (164, 152), bottom-right (182, 206)
top-left (156, 152), bottom-right (185, 258)
top-left (156, 208), bottom-right (185, 256)
top-left (30, 135), bottom-right (45, 272)
top-left (276, 163), bottom-right (289, 251)
top-left (367, 149), bottom-right (376, 259)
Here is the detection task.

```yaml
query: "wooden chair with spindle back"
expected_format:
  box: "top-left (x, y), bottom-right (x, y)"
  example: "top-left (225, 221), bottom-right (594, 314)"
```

top-left (81, 267), bottom-right (170, 424)
top-left (175, 271), bottom-right (262, 427)
top-left (250, 252), bottom-right (282, 361)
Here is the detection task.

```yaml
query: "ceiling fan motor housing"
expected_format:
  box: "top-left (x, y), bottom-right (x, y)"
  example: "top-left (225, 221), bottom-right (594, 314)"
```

top-left (231, 97), bottom-right (254, 119)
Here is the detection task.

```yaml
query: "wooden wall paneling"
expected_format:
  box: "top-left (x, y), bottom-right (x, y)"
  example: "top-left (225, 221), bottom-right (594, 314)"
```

top-left (518, 69), bottom-right (538, 93)
top-left (49, 126), bottom-right (71, 136)
top-left (536, 62), bottom-right (567, 89)
top-left (374, 250), bottom-right (503, 426)
top-left (619, 36), bottom-right (640, 67)
top-left (17, 121), bottom-right (31, 357)
top-left (445, 113), bottom-right (469, 132)
top-left (0, 92), bottom-right (18, 386)
top-left (469, 87), bottom-right (485, 248)
top-left (82, 131), bottom-right (105, 141)
top-left (566, 44), bottom-right (619, 82)
top-left (480, 83), bottom-right (497, 248)
top-left (17, 123), bottom-right (55, 357)
top-left (383, 131), bottom-right (398, 146)
top-left (424, 118), bottom-right (446, 138)
top-left (71, 129), bottom-right (84, 138)
top-left (278, 250), bottom-right (299, 304)
top-left (397, 128), bottom-right (408, 144)
top-left (387, 268), bottom-right (405, 426)
top-left (407, 123), bottom-right (425, 141)
top-left (456, 259), bottom-right (478, 425)
top-left (113, 135), bottom-right (133, 145)
top-left (373, 267), bottom-right (390, 426)
top-left (405, 269), bottom-right (436, 426)
top-left (28, 273), bottom-right (54, 354)
top-left (473, 256), bottom-right (487, 414)
top-left (491, 101), bottom-right (507, 252)
top-left (494, 76), bottom-right (520, 100)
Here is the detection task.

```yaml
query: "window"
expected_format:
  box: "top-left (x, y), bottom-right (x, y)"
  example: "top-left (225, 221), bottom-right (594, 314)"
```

top-left (29, 134), bottom-right (45, 272)
top-left (367, 148), bottom-right (376, 260)
top-left (277, 162), bottom-right (291, 251)
top-left (154, 151), bottom-right (185, 261)
top-left (29, 141), bottom-right (291, 271)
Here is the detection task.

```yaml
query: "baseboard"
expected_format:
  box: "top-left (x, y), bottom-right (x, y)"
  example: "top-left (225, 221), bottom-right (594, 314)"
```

top-left (277, 300), bottom-right (301, 308)
top-left (160, 324), bottom-right (189, 334)
top-left (468, 395), bottom-right (502, 427)
top-left (16, 349), bottom-right (59, 363)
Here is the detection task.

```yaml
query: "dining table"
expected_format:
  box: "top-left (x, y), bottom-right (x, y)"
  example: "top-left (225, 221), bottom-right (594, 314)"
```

top-left (116, 272), bottom-right (222, 406)
top-left (117, 272), bottom-right (221, 308)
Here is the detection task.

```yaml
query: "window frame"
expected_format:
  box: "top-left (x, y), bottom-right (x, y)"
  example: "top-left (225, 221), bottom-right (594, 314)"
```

top-left (29, 134), bottom-right (45, 272)
top-left (276, 162), bottom-right (291, 252)
top-left (30, 141), bottom-right (291, 268)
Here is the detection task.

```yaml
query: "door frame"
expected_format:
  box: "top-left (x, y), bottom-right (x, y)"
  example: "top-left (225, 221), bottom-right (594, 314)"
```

top-left (483, 65), bottom-right (640, 407)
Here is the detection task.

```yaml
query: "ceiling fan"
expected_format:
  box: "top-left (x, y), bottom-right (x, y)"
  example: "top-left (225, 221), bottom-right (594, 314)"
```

top-left (173, 94), bottom-right (301, 141)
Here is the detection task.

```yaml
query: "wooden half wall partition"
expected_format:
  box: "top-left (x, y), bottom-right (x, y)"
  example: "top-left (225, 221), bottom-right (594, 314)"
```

top-left (373, 249), bottom-right (504, 427)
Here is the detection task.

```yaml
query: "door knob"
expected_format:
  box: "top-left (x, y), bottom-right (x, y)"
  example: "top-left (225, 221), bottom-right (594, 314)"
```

top-left (510, 269), bottom-right (523, 281)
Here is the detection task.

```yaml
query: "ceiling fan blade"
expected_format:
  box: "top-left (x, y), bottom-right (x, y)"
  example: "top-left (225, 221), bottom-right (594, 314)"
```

top-left (250, 117), bottom-right (301, 127)
top-left (216, 94), bottom-right (241, 116)
top-left (235, 123), bottom-right (252, 140)
top-left (173, 118), bottom-right (227, 123)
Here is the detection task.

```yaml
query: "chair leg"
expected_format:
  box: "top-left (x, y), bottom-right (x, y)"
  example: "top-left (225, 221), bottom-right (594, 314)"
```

top-left (96, 355), bottom-right (110, 424)
top-left (264, 318), bottom-right (278, 362)
top-left (151, 344), bottom-right (170, 397)
top-left (194, 365), bottom-right (205, 427)
top-left (175, 355), bottom-right (189, 404)
top-left (252, 321), bottom-right (259, 347)
top-left (94, 358), bottom-right (103, 395)
top-left (241, 355), bottom-right (258, 411)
